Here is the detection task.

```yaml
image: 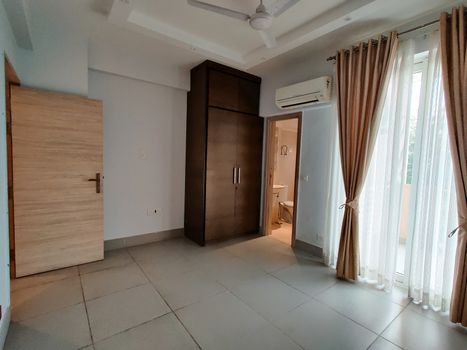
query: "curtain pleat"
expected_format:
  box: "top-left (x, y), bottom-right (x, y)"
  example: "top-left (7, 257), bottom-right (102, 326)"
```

top-left (440, 5), bottom-right (467, 327)
top-left (407, 33), bottom-right (458, 313)
top-left (335, 33), bottom-right (399, 280)
top-left (359, 38), bottom-right (415, 290)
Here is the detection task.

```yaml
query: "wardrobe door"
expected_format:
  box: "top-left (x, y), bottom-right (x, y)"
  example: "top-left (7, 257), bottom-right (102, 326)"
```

top-left (208, 70), bottom-right (239, 111)
top-left (205, 107), bottom-right (237, 241)
top-left (238, 78), bottom-right (260, 115)
top-left (235, 114), bottom-right (263, 235)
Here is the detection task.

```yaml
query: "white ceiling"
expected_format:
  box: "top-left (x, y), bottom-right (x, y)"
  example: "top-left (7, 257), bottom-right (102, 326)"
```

top-left (108, 0), bottom-right (381, 68)
top-left (105, 0), bottom-right (460, 70)
top-left (9, 0), bottom-right (461, 84)
top-left (131, 0), bottom-right (345, 54)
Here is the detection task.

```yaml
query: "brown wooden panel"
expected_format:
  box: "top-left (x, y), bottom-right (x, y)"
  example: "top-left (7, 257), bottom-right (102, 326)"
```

top-left (235, 115), bottom-right (263, 234)
top-left (184, 64), bottom-right (208, 245)
top-left (235, 114), bottom-right (264, 235)
top-left (5, 56), bottom-right (18, 278)
top-left (208, 70), bottom-right (260, 115)
top-left (205, 108), bottom-right (237, 241)
top-left (185, 60), bottom-right (262, 244)
top-left (208, 69), bottom-right (239, 112)
top-left (11, 86), bottom-right (103, 277)
top-left (238, 78), bottom-right (260, 115)
top-left (206, 60), bottom-right (261, 84)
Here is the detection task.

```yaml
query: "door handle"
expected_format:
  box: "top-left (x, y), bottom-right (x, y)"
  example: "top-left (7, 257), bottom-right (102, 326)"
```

top-left (238, 167), bottom-right (241, 184)
top-left (88, 172), bottom-right (101, 193)
top-left (233, 167), bottom-right (237, 184)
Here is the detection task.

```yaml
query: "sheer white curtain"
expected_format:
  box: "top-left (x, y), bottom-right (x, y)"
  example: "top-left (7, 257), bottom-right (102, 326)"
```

top-left (324, 40), bottom-right (416, 273)
top-left (323, 108), bottom-right (344, 268)
top-left (407, 33), bottom-right (457, 312)
top-left (358, 39), bottom-right (415, 290)
top-left (324, 32), bottom-right (458, 313)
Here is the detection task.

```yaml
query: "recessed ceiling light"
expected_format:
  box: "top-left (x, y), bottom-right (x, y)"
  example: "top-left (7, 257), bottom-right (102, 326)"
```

top-left (345, 17), bottom-right (352, 22)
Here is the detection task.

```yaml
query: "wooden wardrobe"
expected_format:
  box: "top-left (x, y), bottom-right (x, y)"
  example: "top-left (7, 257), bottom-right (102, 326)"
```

top-left (185, 60), bottom-right (263, 245)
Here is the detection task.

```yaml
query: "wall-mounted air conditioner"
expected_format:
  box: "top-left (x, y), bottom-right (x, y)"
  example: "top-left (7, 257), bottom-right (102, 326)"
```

top-left (275, 76), bottom-right (332, 110)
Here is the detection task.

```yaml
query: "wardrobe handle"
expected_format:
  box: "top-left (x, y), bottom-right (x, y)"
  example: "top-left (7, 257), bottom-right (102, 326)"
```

top-left (233, 167), bottom-right (237, 184)
top-left (238, 167), bottom-right (241, 184)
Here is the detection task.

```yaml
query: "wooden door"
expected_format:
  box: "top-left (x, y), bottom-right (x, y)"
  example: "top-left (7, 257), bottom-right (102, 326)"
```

top-left (205, 107), bottom-right (237, 241)
top-left (11, 86), bottom-right (103, 277)
top-left (235, 114), bottom-right (263, 235)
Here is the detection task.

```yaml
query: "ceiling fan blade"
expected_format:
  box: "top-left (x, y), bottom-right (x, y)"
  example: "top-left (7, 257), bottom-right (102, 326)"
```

top-left (268, 0), bottom-right (300, 17)
top-left (187, 0), bottom-right (250, 21)
top-left (259, 29), bottom-right (277, 48)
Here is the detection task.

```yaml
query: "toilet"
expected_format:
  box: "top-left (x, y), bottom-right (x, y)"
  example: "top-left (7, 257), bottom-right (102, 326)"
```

top-left (280, 200), bottom-right (294, 223)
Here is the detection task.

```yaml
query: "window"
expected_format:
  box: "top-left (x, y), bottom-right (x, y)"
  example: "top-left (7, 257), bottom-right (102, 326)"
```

top-left (395, 52), bottom-right (428, 281)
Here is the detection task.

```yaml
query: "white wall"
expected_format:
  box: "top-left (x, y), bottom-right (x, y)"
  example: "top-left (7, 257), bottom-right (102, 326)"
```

top-left (0, 2), bottom-right (18, 347)
top-left (254, 52), bottom-right (338, 248)
top-left (89, 40), bottom-right (191, 91)
top-left (88, 70), bottom-right (187, 241)
top-left (296, 105), bottom-right (338, 247)
top-left (15, 35), bottom-right (88, 95)
top-left (274, 127), bottom-right (298, 202)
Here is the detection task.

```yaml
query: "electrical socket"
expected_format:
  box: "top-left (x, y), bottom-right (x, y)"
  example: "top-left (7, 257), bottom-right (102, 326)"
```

top-left (146, 208), bottom-right (158, 216)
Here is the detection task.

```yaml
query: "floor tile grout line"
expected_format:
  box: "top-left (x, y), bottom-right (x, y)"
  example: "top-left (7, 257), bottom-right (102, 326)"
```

top-left (172, 312), bottom-right (203, 350)
top-left (85, 248), bottom-right (177, 346)
top-left (406, 302), bottom-right (467, 332)
top-left (83, 281), bottom-right (151, 303)
top-left (159, 236), bottom-right (332, 349)
top-left (91, 310), bottom-right (173, 345)
top-left (208, 259), bottom-right (308, 350)
top-left (293, 277), bottom-right (411, 343)
top-left (12, 248), bottom-right (136, 294)
top-left (371, 300), bottom-right (413, 350)
top-left (224, 287), bottom-right (307, 350)
top-left (171, 288), bottom-right (229, 313)
top-left (311, 286), bottom-right (408, 339)
top-left (310, 295), bottom-right (380, 337)
top-left (368, 336), bottom-right (405, 350)
top-left (265, 266), bottom-right (338, 300)
top-left (128, 247), bottom-right (203, 350)
top-left (365, 336), bottom-right (381, 350)
top-left (79, 272), bottom-right (96, 347)
top-left (78, 258), bottom-right (135, 276)
top-left (11, 298), bottom-right (86, 324)
top-left (11, 270), bottom-right (80, 293)
top-left (11, 237), bottom-right (466, 350)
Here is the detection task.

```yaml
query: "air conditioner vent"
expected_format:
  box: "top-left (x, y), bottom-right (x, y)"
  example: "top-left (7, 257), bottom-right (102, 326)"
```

top-left (275, 76), bottom-right (332, 110)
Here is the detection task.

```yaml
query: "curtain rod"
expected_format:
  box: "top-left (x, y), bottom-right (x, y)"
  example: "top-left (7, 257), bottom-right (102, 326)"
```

top-left (326, 19), bottom-right (440, 62)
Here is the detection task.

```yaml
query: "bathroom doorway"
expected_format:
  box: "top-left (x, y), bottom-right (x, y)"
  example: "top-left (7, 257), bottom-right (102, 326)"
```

top-left (263, 112), bottom-right (302, 246)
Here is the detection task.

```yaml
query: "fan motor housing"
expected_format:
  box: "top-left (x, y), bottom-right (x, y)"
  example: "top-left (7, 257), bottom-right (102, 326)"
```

top-left (249, 12), bottom-right (272, 30)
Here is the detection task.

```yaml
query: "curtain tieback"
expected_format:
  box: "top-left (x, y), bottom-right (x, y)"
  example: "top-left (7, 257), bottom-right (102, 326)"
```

top-left (448, 220), bottom-right (467, 238)
top-left (339, 199), bottom-right (359, 211)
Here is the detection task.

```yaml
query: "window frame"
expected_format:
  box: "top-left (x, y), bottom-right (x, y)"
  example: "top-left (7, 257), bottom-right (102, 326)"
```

top-left (394, 51), bottom-right (429, 288)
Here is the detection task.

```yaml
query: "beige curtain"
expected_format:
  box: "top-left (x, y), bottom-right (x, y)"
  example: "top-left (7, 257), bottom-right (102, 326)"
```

top-left (335, 33), bottom-right (398, 280)
top-left (440, 6), bottom-right (467, 327)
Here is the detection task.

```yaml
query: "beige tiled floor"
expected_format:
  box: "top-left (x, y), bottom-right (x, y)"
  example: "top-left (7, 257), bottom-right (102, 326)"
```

top-left (5, 234), bottom-right (467, 350)
top-left (271, 222), bottom-right (293, 245)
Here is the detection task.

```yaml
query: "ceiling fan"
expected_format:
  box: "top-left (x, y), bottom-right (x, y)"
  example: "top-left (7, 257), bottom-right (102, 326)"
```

top-left (187, 0), bottom-right (300, 48)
